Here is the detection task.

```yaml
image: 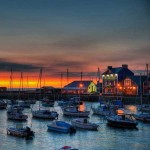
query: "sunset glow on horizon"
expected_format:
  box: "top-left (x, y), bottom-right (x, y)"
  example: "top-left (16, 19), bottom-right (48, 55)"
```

top-left (0, 0), bottom-right (149, 88)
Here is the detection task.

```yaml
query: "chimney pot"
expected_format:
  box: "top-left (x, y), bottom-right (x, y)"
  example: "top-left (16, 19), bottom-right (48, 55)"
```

top-left (122, 64), bottom-right (128, 68)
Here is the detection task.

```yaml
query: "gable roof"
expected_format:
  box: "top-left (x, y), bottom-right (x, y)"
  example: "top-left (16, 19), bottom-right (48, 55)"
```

top-left (111, 67), bottom-right (123, 74)
top-left (102, 67), bottom-right (134, 76)
top-left (64, 80), bottom-right (93, 89)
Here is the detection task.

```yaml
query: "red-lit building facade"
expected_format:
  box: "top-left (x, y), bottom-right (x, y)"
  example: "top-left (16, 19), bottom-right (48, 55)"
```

top-left (102, 64), bottom-right (134, 95)
top-left (117, 76), bottom-right (145, 96)
top-left (102, 65), bottom-right (148, 96)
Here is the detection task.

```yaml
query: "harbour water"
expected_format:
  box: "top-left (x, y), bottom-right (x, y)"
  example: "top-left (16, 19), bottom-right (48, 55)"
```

top-left (0, 102), bottom-right (150, 150)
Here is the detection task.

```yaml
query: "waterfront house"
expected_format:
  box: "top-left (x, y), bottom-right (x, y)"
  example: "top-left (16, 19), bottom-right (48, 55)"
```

top-left (102, 64), bottom-right (134, 95)
top-left (117, 76), bottom-right (147, 96)
top-left (63, 80), bottom-right (97, 94)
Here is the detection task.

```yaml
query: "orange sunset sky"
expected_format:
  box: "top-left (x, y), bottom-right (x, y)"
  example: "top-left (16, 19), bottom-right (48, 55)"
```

top-left (0, 0), bottom-right (149, 88)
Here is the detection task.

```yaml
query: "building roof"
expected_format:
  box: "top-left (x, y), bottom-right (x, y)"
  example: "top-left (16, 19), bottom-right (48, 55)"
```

top-left (110, 67), bottom-right (122, 73)
top-left (64, 80), bottom-right (93, 89)
top-left (102, 67), bottom-right (134, 75)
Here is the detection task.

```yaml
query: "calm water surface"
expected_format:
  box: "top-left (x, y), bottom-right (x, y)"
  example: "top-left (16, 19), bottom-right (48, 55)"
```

top-left (0, 102), bottom-right (150, 150)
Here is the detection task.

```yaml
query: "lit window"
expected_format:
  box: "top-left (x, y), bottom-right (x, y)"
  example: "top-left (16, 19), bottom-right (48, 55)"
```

top-left (124, 79), bottom-right (131, 86)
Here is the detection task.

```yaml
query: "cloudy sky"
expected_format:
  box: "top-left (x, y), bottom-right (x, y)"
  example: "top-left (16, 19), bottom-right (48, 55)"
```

top-left (0, 0), bottom-right (150, 87)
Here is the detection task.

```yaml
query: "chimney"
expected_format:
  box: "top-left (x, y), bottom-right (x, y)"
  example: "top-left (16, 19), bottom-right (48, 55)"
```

top-left (108, 66), bottom-right (112, 70)
top-left (122, 64), bottom-right (128, 69)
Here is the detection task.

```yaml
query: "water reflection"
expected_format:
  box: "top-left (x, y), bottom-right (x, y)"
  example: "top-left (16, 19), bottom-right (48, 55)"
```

top-left (0, 103), bottom-right (150, 150)
top-left (125, 105), bottom-right (137, 114)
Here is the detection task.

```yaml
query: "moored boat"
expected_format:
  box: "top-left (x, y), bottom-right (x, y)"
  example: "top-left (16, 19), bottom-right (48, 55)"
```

top-left (7, 124), bottom-right (34, 138)
top-left (71, 118), bottom-right (99, 130)
top-left (92, 104), bottom-right (112, 116)
top-left (62, 106), bottom-right (90, 117)
top-left (106, 114), bottom-right (138, 128)
top-left (32, 110), bottom-right (58, 119)
top-left (7, 108), bottom-right (28, 121)
top-left (18, 101), bottom-right (30, 108)
top-left (47, 120), bottom-right (76, 133)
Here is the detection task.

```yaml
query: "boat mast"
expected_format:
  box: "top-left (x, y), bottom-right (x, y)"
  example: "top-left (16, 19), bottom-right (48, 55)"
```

top-left (140, 73), bottom-right (142, 106)
top-left (9, 68), bottom-right (13, 100)
top-left (60, 72), bottom-right (63, 98)
top-left (27, 76), bottom-right (29, 101)
top-left (97, 67), bottom-right (100, 94)
top-left (97, 67), bottom-right (101, 103)
top-left (146, 64), bottom-right (149, 104)
top-left (18, 72), bottom-right (23, 100)
top-left (38, 68), bottom-right (42, 110)
top-left (67, 68), bottom-right (69, 100)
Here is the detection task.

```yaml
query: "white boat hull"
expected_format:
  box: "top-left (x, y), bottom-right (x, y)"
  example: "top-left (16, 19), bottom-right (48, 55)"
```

top-left (71, 119), bottom-right (99, 130)
top-left (32, 110), bottom-right (58, 119)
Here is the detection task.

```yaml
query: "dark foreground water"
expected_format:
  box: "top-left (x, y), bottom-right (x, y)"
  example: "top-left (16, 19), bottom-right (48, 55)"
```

top-left (0, 102), bottom-right (150, 150)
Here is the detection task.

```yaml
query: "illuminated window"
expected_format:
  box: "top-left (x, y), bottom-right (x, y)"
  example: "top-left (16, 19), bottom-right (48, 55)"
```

top-left (124, 79), bottom-right (131, 86)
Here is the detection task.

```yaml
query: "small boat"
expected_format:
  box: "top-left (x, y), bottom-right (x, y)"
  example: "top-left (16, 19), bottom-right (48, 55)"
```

top-left (57, 100), bottom-right (68, 107)
top-left (58, 146), bottom-right (78, 150)
top-left (47, 120), bottom-right (76, 133)
top-left (0, 99), bottom-right (7, 109)
top-left (133, 113), bottom-right (150, 122)
top-left (32, 110), bottom-right (58, 119)
top-left (7, 108), bottom-right (28, 121)
top-left (58, 97), bottom-right (81, 107)
top-left (106, 114), bottom-right (138, 128)
top-left (18, 101), bottom-right (30, 108)
top-left (71, 118), bottom-right (99, 130)
top-left (62, 106), bottom-right (90, 117)
top-left (7, 124), bottom-right (34, 138)
top-left (92, 104), bottom-right (112, 116)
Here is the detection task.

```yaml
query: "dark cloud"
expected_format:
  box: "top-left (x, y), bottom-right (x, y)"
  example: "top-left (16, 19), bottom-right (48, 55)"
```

top-left (0, 58), bottom-right (41, 72)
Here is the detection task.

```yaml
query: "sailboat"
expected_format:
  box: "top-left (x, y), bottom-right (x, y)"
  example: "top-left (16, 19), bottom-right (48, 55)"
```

top-left (17, 72), bottom-right (31, 108)
top-left (7, 107), bottom-right (28, 121)
top-left (32, 68), bottom-right (59, 119)
top-left (7, 68), bottom-right (18, 105)
top-left (62, 103), bottom-right (90, 117)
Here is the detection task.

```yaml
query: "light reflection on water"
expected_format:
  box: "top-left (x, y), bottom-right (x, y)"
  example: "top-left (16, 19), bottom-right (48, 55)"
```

top-left (0, 102), bottom-right (150, 150)
top-left (125, 105), bottom-right (137, 113)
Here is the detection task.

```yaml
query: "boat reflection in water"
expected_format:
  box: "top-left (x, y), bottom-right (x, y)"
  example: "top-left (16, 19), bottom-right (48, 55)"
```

top-left (125, 105), bottom-right (137, 114)
top-left (78, 102), bottom-right (85, 112)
